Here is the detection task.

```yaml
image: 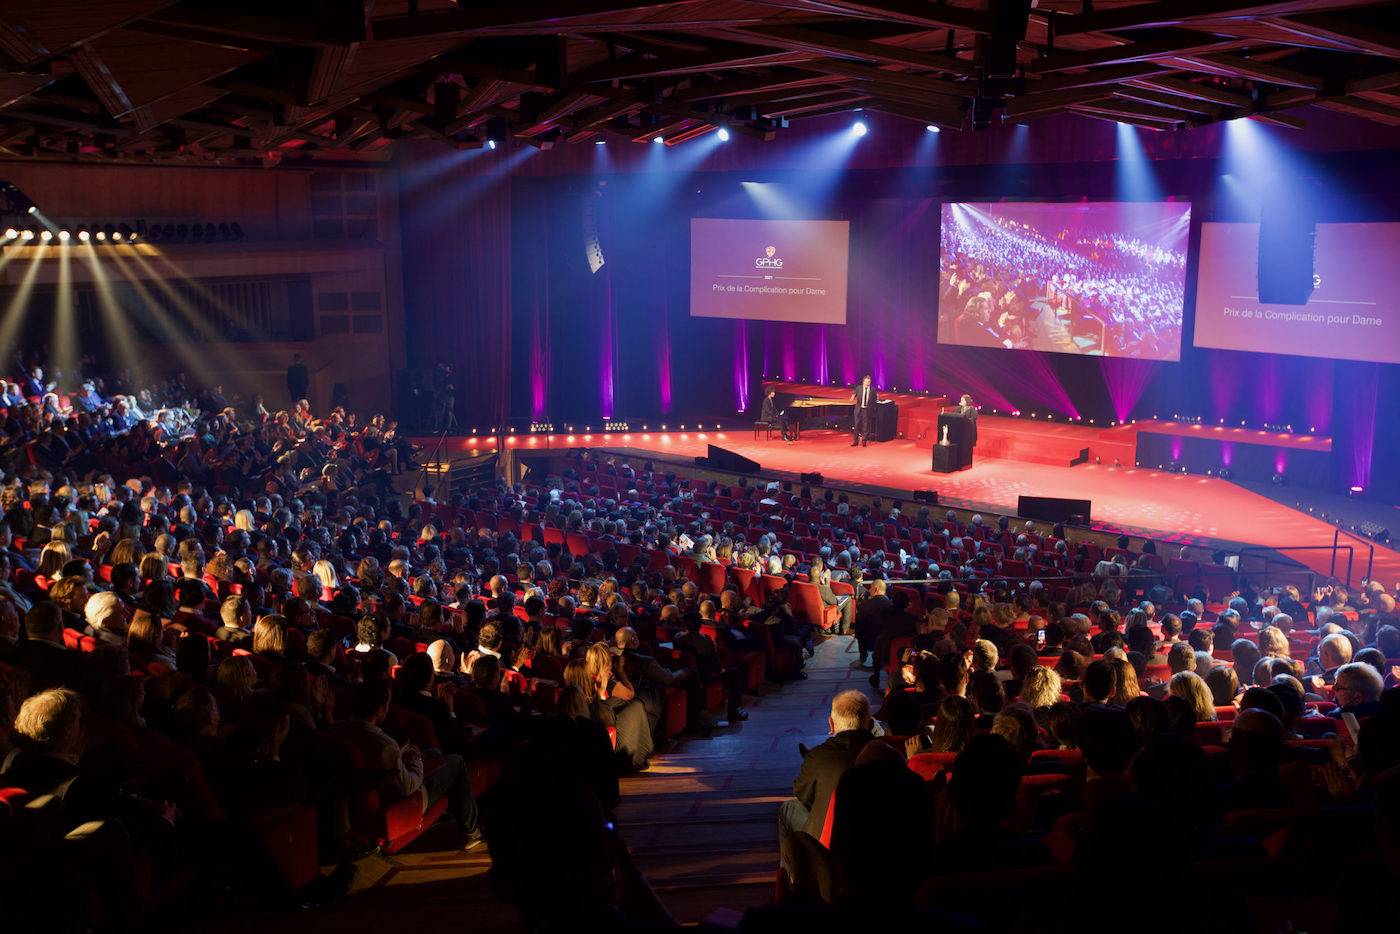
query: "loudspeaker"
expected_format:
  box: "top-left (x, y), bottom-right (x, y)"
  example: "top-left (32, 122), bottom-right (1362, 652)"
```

top-left (800, 471), bottom-right (823, 485)
top-left (703, 445), bottom-right (761, 474)
top-left (1018, 495), bottom-right (1091, 524)
top-left (913, 489), bottom-right (939, 504)
top-left (1258, 179), bottom-right (1317, 305)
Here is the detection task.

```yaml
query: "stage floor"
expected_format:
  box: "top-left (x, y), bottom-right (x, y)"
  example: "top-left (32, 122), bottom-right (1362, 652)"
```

top-left (428, 429), bottom-right (1398, 585)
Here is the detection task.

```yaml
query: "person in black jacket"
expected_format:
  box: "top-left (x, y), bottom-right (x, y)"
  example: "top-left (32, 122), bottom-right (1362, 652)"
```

top-left (673, 611), bottom-right (748, 724)
top-left (778, 689), bottom-right (874, 872)
top-left (393, 652), bottom-right (464, 755)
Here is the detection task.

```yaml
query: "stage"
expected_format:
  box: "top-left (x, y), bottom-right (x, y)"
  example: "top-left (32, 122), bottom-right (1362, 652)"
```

top-left (426, 422), bottom-right (1397, 586)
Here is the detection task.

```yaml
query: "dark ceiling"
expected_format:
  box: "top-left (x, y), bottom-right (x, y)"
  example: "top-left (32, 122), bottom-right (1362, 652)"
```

top-left (1, 0), bottom-right (1398, 164)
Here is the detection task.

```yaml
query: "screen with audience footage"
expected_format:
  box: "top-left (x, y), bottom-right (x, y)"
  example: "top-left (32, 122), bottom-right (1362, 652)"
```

top-left (938, 201), bottom-right (1192, 361)
top-left (690, 218), bottom-right (850, 324)
top-left (1193, 222), bottom-right (1400, 365)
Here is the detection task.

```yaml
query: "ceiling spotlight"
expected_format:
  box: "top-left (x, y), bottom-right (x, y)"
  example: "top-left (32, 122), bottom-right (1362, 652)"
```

top-left (717, 127), bottom-right (730, 142)
top-left (852, 120), bottom-right (868, 136)
top-left (40, 229), bottom-right (52, 242)
top-left (926, 125), bottom-right (940, 133)
top-left (594, 138), bottom-right (605, 145)
top-left (487, 139), bottom-right (497, 150)
top-left (652, 136), bottom-right (664, 144)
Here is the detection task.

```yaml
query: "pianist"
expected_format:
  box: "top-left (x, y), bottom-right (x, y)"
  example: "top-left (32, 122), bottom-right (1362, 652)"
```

top-left (759, 389), bottom-right (794, 443)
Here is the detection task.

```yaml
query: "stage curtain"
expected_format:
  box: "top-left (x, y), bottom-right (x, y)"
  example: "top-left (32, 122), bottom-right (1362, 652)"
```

top-left (398, 146), bottom-right (512, 429)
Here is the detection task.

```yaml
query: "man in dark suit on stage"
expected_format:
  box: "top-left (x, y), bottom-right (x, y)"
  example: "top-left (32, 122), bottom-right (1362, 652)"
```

top-left (851, 374), bottom-right (877, 447)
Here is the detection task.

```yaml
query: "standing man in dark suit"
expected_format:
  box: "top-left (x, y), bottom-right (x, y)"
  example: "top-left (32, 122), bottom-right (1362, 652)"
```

top-left (851, 374), bottom-right (877, 447)
top-left (778, 690), bottom-right (873, 870)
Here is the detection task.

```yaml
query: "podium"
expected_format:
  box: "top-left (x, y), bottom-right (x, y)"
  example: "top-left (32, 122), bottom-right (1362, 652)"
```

top-left (933, 412), bottom-right (976, 471)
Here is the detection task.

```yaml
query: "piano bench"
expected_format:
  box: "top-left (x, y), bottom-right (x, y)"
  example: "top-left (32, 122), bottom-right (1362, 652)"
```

top-left (753, 421), bottom-right (775, 441)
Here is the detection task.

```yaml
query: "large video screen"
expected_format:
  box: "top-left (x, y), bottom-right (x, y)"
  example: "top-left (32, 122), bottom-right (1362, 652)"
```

top-left (690, 218), bottom-right (850, 324)
top-left (1193, 222), bottom-right (1400, 365)
top-left (938, 201), bottom-right (1191, 360)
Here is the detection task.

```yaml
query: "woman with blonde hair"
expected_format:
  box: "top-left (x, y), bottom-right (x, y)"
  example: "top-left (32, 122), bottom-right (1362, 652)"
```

top-left (1258, 625), bottom-right (1289, 659)
top-left (108, 538), bottom-right (140, 568)
top-left (252, 614), bottom-right (288, 660)
top-left (128, 613), bottom-right (176, 668)
top-left (585, 642), bottom-right (652, 771)
top-left (234, 509), bottom-right (256, 532)
top-left (1168, 670), bottom-right (1216, 721)
top-left (1109, 658), bottom-right (1141, 705)
top-left (311, 559), bottom-right (340, 598)
top-left (36, 541), bottom-right (72, 579)
top-left (139, 551), bottom-right (169, 583)
top-left (1020, 665), bottom-right (1063, 709)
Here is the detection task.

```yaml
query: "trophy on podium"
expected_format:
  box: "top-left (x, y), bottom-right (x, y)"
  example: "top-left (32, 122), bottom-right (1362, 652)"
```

top-left (940, 425), bottom-right (950, 446)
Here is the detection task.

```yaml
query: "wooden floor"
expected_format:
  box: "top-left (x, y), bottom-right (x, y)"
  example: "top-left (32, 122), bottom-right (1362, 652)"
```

top-left (182, 636), bottom-right (872, 932)
top-left (617, 634), bottom-right (873, 923)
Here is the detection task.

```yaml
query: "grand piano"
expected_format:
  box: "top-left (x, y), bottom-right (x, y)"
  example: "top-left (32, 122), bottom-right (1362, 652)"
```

top-left (771, 386), bottom-right (899, 442)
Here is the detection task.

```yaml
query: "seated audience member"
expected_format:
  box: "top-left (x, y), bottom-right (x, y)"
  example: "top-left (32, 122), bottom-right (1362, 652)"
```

top-left (1331, 662), bottom-right (1384, 718)
top-left (215, 594), bottom-right (253, 646)
top-left (329, 680), bottom-right (479, 847)
top-left (778, 690), bottom-right (874, 863)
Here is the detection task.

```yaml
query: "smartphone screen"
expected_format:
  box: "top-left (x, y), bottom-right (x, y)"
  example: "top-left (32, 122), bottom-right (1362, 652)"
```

top-left (1036, 629), bottom-right (1046, 649)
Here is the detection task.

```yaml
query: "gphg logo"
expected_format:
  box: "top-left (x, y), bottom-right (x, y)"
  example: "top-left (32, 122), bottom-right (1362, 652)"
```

top-left (755, 245), bottom-right (783, 268)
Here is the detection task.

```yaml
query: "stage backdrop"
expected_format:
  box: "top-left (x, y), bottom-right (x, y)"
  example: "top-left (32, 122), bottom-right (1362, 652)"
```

top-left (394, 111), bottom-right (1400, 500)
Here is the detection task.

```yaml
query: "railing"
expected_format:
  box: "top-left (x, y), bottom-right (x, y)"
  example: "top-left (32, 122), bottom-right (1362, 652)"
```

top-left (1233, 528), bottom-right (1374, 594)
top-left (417, 429), bottom-right (451, 498)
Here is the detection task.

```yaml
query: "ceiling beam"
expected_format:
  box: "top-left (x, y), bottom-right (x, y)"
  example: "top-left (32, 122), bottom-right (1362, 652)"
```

top-left (144, 1), bottom-right (367, 48)
top-left (1267, 12), bottom-right (1400, 57)
top-left (730, 23), bottom-right (976, 77)
top-left (1032, 32), bottom-right (1249, 74)
top-left (1316, 93), bottom-right (1400, 124)
top-left (1025, 62), bottom-right (1172, 94)
top-left (1006, 85), bottom-right (1120, 118)
top-left (674, 72), bottom-right (836, 101)
top-left (569, 45), bottom-right (814, 83)
top-left (1127, 74), bottom-right (1252, 107)
top-left (1177, 51), bottom-right (1327, 89)
top-left (1053, 1), bottom-right (1384, 37)
top-left (787, 57), bottom-right (968, 98)
top-left (746, 0), bottom-right (990, 33)
top-left (1112, 85), bottom-right (1223, 118)
top-left (762, 91), bottom-right (870, 118)
top-left (371, 1), bottom-right (701, 42)
top-left (1071, 100), bottom-right (1188, 125)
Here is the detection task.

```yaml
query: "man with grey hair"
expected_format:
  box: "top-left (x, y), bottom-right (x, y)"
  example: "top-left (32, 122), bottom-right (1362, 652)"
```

top-left (83, 591), bottom-right (129, 646)
top-left (1309, 632), bottom-right (1354, 685)
top-left (1331, 662), bottom-right (1384, 717)
top-left (778, 689), bottom-right (873, 867)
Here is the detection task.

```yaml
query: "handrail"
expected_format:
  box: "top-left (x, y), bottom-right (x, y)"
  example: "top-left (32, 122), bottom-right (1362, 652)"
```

top-left (417, 429), bottom-right (451, 498)
top-left (1331, 527), bottom-right (1375, 585)
top-left (1237, 543), bottom-right (1354, 592)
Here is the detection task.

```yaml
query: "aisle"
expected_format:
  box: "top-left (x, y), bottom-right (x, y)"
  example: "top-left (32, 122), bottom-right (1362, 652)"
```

top-left (616, 635), bottom-right (876, 923)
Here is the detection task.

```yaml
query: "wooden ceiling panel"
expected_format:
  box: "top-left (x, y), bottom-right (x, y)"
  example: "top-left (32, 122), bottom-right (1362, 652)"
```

top-left (0, 0), bottom-right (1394, 163)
